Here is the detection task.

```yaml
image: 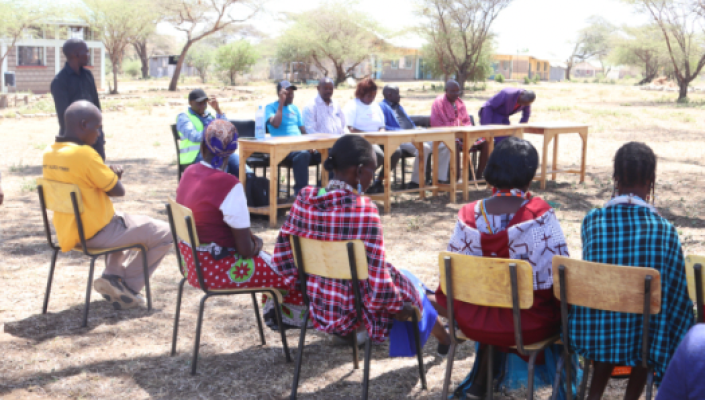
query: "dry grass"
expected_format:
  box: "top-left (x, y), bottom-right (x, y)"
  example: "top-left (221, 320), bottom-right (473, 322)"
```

top-left (1, 80), bottom-right (704, 399)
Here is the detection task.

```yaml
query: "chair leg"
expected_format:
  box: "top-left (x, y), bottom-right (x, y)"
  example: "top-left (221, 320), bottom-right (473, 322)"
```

top-left (171, 278), bottom-right (186, 356)
top-left (42, 248), bottom-right (59, 314)
top-left (287, 166), bottom-right (292, 196)
top-left (551, 354), bottom-right (565, 400)
top-left (441, 342), bottom-right (457, 400)
top-left (527, 351), bottom-right (540, 400)
top-left (191, 294), bottom-right (209, 375)
top-left (251, 293), bottom-right (266, 346)
top-left (578, 359), bottom-right (590, 400)
top-left (140, 245), bottom-right (152, 311)
top-left (352, 329), bottom-right (360, 370)
top-left (270, 291), bottom-right (291, 362)
top-left (486, 345), bottom-right (494, 400)
top-left (290, 310), bottom-right (310, 400)
top-left (412, 314), bottom-right (427, 389)
top-left (564, 349), bottom-right (573, 400)
top-left (82, 257), bottom-right (97, 328)
top-left (362, 335), bottom-right (373, 400)
top-left (402, 158), bottom-right (407, 187)
top-left (645, 368), bottom-right (654, 400)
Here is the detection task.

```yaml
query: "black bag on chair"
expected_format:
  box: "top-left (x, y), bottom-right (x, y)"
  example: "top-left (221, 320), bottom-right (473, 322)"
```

top-left (245, 173), bottom-right (270, 207)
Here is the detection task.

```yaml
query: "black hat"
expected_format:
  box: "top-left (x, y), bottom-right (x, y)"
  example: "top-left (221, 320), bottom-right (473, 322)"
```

top-left (277, 80), bottom-right (298, 91)
top-left (188, 88), bottom-right (208, 102)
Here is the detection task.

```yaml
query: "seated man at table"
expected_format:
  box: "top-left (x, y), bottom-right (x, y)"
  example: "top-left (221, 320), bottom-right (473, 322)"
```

top-left (176, 88), bottom-right (249, 178)
top-left (43, 101), bottom-right (172, 310)
top-left (475, 88), bottom-right (535, 177)
top-left (380, 85), bottom-right (451, 189)
top-left (430, 79), bottom-right (473, 179)
top-left (302, 77), bottom-right (345, 135)
top-left (266, 80), bottom-right (320, 196)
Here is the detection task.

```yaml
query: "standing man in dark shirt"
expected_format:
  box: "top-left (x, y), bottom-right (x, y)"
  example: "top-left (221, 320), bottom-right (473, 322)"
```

top-left (51, 39), bottom-right (105, 160)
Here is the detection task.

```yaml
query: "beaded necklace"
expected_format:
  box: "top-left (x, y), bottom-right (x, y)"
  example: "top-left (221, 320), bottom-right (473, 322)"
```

top-left (480, 189), bottom-right (531, 234)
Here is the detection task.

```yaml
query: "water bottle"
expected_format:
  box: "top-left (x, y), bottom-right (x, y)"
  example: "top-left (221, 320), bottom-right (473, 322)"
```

top-left (255, 105), bottom-right (265, 139)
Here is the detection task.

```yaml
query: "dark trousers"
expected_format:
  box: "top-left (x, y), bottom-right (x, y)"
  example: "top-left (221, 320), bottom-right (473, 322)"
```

top-left (285, 151), bottom-right (321, 195)
top-left (372, 144), bottom-right (401, 181)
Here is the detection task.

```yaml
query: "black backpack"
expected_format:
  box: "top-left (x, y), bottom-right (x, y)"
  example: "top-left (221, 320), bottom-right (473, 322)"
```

top-left (245, 173), bottom-right (270, 207)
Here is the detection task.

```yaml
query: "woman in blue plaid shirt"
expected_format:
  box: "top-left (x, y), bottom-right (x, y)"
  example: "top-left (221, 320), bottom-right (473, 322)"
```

top-left (569, 142), bottom-right (694, 400)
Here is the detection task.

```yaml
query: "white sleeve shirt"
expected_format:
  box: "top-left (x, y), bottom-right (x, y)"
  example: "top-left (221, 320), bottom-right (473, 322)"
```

top-left (199, 161), bottom-right (250, 229)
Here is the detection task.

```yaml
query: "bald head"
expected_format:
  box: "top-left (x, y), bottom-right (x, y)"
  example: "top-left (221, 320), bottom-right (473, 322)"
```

top-left (317, 77), bottom-right (335, 103)
top-left (382, 85), bottom-right (401, 105)
top-left (64, 101), bottom-right (102, 145)
top-left (445, 80), bottom-right (461, 103)
top-left (63, 39), bottom-right (89, 69)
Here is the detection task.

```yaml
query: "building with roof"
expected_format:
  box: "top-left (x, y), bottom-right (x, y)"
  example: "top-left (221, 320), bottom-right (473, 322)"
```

top-left (491, 54), bottom-right (550, 81)
top-left (1, 21), bottom-right (105, 94)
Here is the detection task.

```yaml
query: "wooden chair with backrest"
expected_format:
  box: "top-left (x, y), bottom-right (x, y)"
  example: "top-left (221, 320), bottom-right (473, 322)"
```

top-left (439, 252), bottom-right (560, 400)
top-left (685, 255), bottom-right (704, 323)
top-left (551, 256), bottom-right (662, 400)
top-left (37, 178), bottom-right (152, 327)
top-left (166, 198), bottom-right (291, 375)
top-left (288, 235), bottom-right (427, 400)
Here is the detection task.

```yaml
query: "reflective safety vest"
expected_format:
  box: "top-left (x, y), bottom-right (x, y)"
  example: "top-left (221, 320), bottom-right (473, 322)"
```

top-left (176, 112), bottom-right (203, 165)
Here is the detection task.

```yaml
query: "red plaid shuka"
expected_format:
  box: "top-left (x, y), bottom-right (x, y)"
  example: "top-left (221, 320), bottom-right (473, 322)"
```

top-left (273, 180), bottom-right (422, 342)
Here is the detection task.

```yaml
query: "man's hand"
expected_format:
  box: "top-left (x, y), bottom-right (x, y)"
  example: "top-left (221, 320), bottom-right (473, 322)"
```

top-left (207, 96), bottom-right (222, 115)
top-left (393, 303), bottom-right (416, 321)
top-left (109, 165), bottom-right (124, 180)
top-left (278, 89), bottom-right (288, 106)
top-left (251, 233), bottom-right (264, 256)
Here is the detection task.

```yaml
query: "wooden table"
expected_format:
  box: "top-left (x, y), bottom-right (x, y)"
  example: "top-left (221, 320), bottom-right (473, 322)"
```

top-left (238, 134), bottom-right (340, 227)
top-left (454, 125), bottom-right (525, 201)
top-left (355, 129), bottom-right (458, 213)
top-left (522, 123), bottom-right (589, 189)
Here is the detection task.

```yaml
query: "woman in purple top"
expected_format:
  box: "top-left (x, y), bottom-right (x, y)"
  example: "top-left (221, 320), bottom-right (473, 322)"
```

top-left (475, 88), bottom-right (536, 177)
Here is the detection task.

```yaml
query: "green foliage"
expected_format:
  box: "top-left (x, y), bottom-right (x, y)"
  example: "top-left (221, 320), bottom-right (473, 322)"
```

top-left (494, 73), bottom-right (505, 83)
top-left (533, 74), bottom-right (541, 83)
top-left (215, 40), bottom-right (258, 85)
top-left (186, 44), bottom-right (215, 83)
top-left (123, 58), bottom-right (141, 78)
top-left (523, 76), bottom-right (531, 84)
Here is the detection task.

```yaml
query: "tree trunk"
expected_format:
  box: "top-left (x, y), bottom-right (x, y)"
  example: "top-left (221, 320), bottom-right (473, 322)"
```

top-left (132, 41), bottom-right (149, 79)
top-left (456, 69), bottom-right (468, 96)
top-left (169, 41), bottom-right (193, 91)
top-left (111, 60), bottom-right (119, 94)
top-left (565, 65), bottom-right (572, 80)
top-left (677, 77), bottom-right (689, 102)
top-left (334, 63), bottom-right (346, 87)
top-left (230, 71), bottom-right (235, 86)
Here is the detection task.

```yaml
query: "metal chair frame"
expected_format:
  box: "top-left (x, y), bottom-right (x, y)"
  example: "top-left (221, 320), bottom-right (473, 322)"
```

top-left (289, 236), bottom-right (426, 400)
top-left (440, 256), bottom-right (557, 400)
top-left (165, 202), bottom-right (291, 375)
top-left (37, 184), bottom-right (153, 328)
top-left (554, 264), bottom-right (657, 400)
top-left (694, 263), bottom-right (703, 323)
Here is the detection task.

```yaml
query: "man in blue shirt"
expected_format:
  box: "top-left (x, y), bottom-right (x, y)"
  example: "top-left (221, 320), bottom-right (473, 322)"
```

top-left (265, 80), bottom-right (318, 195)
top-left (379, 85), bottom-right (450, 189)
top-left (176, 88), bottom-right (248, 177)
top-left (656, 324), bottom-right (705, 400)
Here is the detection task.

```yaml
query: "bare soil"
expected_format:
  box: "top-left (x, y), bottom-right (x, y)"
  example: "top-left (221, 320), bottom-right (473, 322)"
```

top-left (1, 80), bottom-right (704, 399)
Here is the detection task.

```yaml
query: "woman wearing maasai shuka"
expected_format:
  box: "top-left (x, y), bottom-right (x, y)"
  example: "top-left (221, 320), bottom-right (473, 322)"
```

top-left (431, 137), bottom-right (570, 399)
top-left (273, 134), bottom-right (451, 351)
top-left (175, 119), bottom-right (308, 329)
top-left (569, 142), bottom-right (693, 400)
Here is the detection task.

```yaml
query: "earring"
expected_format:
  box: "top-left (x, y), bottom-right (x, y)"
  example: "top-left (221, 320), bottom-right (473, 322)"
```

top-left (611, 180), bottom-right (617, 199)
top-left (357, 180), bottom-right (363, 195)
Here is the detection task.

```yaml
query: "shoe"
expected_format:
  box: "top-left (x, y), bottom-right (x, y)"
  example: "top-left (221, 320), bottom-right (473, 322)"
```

top-left (405, 182), bottom-right (420, 190)
top-left (93, 275), bottom-right (141, 310)
top-left (367, 181), bottom-right (384, 194)
top-left (437, 343), bottom-right (450, 357)
top-left (332, 330), bottom-right (368, 347)
top-left (439, 179), bottom-right (450, 185)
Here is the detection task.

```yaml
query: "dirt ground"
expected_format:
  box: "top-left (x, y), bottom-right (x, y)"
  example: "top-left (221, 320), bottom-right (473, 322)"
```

top-left (1, 80), bottom-right (704, 400)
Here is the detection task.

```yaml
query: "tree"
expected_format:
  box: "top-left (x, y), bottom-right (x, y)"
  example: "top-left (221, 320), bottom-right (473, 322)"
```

top-left (627, 0), bottom-right (705, 101)
top-left (159, 0), bottom-right (261, 91)
top-left (186, 44), bottom-right (215, 83)
top-left (131, 32), bottom-right (178, 79)
top-left (610, 24), bottom-right (672, 84)
top-left (565, 17), bottom-right (614, 80)
top-left (276, 2), bottom-right (385, 86)
top-left (0, 1), bottom-right (56, 86)
top-left (416, 0), bottom-right (512, 92)
top-left (215, 40), bottom-right (257, 85)
top-left (79, 0), bottom-right (156, 93)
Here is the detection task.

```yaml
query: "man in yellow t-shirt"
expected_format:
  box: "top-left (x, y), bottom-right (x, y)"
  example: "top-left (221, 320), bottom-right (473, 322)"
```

top-left (43, 100), bottom-right (172, 310)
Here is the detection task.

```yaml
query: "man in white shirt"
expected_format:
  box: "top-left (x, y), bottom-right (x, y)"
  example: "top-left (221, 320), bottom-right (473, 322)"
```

top-left (302, 78), bottom-right (346, 135)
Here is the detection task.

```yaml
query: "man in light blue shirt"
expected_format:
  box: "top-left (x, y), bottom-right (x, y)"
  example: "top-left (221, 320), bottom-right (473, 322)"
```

top-left (265, 81), bottom-right (318, 195)
top-left (176, 88), bottom-right (250, 177)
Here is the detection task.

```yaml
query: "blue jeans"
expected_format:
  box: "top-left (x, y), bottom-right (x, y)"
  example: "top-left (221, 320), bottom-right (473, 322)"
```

top-left (285, 151), bottom-right (320, 195)
top-left (194, 151), bottom-right (251, 178)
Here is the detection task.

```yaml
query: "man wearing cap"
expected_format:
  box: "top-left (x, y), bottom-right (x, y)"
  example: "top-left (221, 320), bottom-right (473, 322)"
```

top-left (175, 88), bottom-right (247, 177)
top-left (265, 80), bottom-right (319, 196)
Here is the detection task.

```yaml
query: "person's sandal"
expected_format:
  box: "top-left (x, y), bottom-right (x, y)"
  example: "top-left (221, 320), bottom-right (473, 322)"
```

top-left (93, 275), bottom-right (140, 310)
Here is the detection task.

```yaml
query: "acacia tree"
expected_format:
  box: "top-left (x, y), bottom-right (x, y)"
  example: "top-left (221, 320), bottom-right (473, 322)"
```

top-left (276, 2), bottom-right (385, 86)
top-left (628, 0), bottom-right (705, 101)
top-left (80, 0), bottom-right (156, 93)
top-left (0, 1), bottom-right (55, 86)
top-left (565, 24), bottom-right (609, 79)
top-left (417, 0), bottom-right (512, 91)
top-left (610, 24), bottom-right (672, 84)
top-left (186, 44), bottom-right (215, 83)
top-left (160, 0), bottom-right (261, 91)
top-left (215, 40), bottom-right (257, 85)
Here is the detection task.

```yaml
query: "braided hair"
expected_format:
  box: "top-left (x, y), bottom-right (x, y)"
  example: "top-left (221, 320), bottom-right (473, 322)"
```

top-left (613, 142), bottom-right (657, 189)
top-left (323, 135), bottom-right (375, 172)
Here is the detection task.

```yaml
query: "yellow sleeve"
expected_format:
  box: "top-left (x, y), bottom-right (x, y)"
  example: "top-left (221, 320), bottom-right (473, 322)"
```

top-left (82, 147), bottom-right (118, 192)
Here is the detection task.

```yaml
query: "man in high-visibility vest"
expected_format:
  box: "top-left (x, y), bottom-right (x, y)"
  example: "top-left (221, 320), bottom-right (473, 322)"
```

top-left (176, 89), bottom-right (249, 177)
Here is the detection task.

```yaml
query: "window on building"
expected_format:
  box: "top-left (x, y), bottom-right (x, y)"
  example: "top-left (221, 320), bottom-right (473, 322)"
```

top-left (544, 62), bottom-right (548, 71)
top-left (17, 46), bottom-right (45, 66)
top-left (390, 59), bottom-right (399, 69)
top-left (502, 60), bottom-right (509, 70)
top-left (404, 56), bottom-right (413, 69)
